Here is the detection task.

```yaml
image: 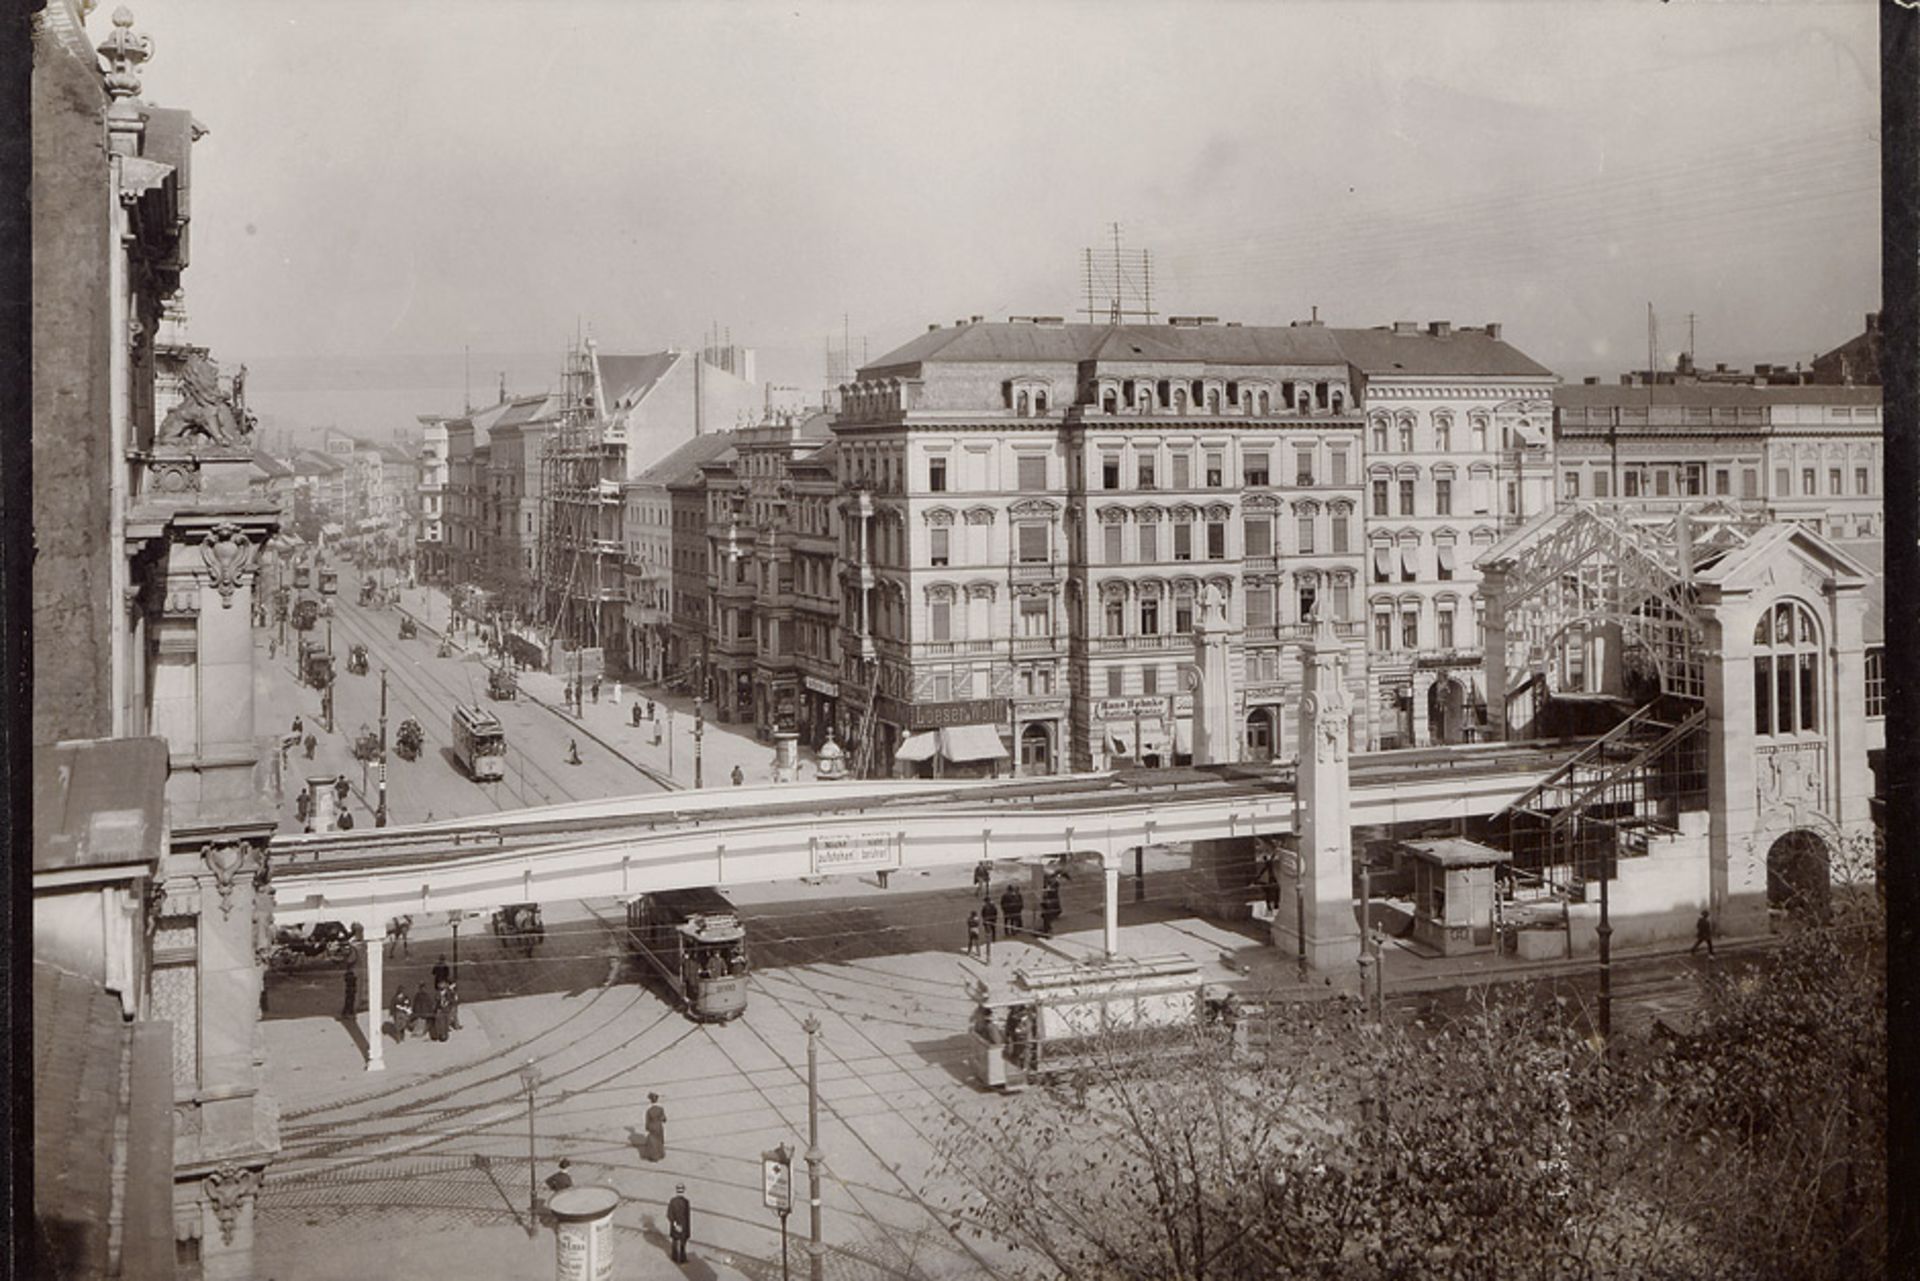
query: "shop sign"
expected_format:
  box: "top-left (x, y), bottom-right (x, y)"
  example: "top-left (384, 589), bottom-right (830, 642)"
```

top-left (1416, 651), bottom-right (1483, 670)
top-left (1017, 698), bottom-right (1069, 718)
top-left (811, 831), bottom-right (898, 875)
top-left (877, 695), bottom-right (1009, 731)
top-left (803, 675), bottom-right (839, 697)
top-left (1244, 685), bottom-right (1289, 705)
top-left (1095, 696), bottom-right (1174, 719)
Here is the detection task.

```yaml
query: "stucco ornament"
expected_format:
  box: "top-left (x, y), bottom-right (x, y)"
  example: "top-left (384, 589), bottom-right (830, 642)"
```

top-left (203, 1163), bottom-right (261, 1246)
top-left (199, 522), bottom-right (257, 609)
top-left (203, 841), bottom-right (252, 919)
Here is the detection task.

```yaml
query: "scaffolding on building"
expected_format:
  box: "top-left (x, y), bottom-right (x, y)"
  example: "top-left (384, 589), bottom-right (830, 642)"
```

top-left (1480, 503), bottom-right (1758, 901)
top-left (536, 341), bottom-right (625, 662)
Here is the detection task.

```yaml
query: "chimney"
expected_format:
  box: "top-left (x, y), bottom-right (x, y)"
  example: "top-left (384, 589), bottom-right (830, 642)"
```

top-left (1484, 323), bottom-right (1502, 340)
top-left (1715, 363), bottom-right (1728, 374)
top-left (928, 323), bottom-right (940, 332)
top-left (1428, 321), bottom-right (1452, 337)
top-left (970, 315), bottom-right (984, 324)
top-left (1584, 376), bottom-right (1600, 385)
top-left (1393, 321), bottom-right (1418, 335)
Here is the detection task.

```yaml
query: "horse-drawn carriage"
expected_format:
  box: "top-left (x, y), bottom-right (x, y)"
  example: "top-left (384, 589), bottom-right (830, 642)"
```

top-left (347, 643), bottom-right (369, 676)
top-left (395, 717), bottom-right (424, 761)
top-left (268, 920), bottom-right (362, 970)
top-left (493, 903), bottom-right (545, 955)
top-left (398, 616), bottom-right (418, 641)
top-left (487, 666), bottom-right (517, 701)
top-left (359, 580), bottom-right (376, 607)
top-left (291, 597), bottom-right (319, 633)
top-left (352, 725), bottom-right (381, 765)
top-left (300, 640), bottom-right (333, 690)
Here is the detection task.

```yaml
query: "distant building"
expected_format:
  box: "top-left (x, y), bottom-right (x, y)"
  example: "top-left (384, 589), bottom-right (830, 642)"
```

top-left (622, 430), bottom-right (743, 684)
top-left (668, 436), bottom-right (740, 698)
top-left (415, 416), bottom-right (450, 582)
top-left (1810, 311), bottom-right (1881, 386)
top-left (788, 440), bottom-right (844, 746)
top-left (1553, 382), bottom-right (1884, 543)
top-left (480, 393), bottom-right (562, 614)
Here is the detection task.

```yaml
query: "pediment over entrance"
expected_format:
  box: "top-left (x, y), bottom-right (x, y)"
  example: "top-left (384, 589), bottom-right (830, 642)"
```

top-left (1689, 522), bottom-right (1874, 595)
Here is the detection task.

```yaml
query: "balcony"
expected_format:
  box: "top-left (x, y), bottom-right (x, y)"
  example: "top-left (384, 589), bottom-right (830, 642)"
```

top-left (1012, 561), bottom-right (1062, 582)
top-left (1013, 635), bottom-right (1059, 654)
top-left (1091, 634), bottom-right (1183, 653)
top-left (919, 639), bottom-right (1000, 658)
top-left (1245, 555), bottom-right (1277, 573)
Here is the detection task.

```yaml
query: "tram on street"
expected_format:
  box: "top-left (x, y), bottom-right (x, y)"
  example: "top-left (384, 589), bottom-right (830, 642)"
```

top-left (624, 887), bottom-right (749, 1022)
top-left (450, 704), bottom-right (507, 781)
top-left (968, 955), bottom-right (1233, 1090)
top-left (292, 559), bottom-right (312, 590)
top-left (318, 563), bottom-right (338, 596)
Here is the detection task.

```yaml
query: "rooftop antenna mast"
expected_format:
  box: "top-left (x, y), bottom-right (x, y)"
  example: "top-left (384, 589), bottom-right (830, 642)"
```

top-left (1078, 221), bottom-right (1157, 325)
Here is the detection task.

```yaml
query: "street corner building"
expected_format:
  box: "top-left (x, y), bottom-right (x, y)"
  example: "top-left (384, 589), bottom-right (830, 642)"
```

top-left (33, 2), bottom-right (283, 1276)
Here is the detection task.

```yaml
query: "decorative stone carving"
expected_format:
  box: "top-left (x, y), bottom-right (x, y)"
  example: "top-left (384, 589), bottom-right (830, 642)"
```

top-left (1096, 506), bottom-right (1129, 525)
top-left (199, 522), bottom-right (258, 609)
top-left (963, 507), bottom-right (996, 526)
top-left (97, 6), bottom-right (151, 101)
top-left (162, 582), bottom-right (200, 617)
top-left (1757, 743), bottom-right (1826, 817)
top-left (156, 354), bottom-right (252, 450)
top-left (1305, 691), bottom-right (1351, 764)
top-left (1012, 582), bottom-right (1054, 599)
top-left (924, 582), bottom-right (957, 603)
top-left (203, 841), bottom-right (255, 920)
top-left (145, 457), bottom-right (201, 494)
top-left (1007, 498), bottom-right (1058, 519)
top-left (963, 581), bottom-right (996, 601)
top-left (204, 1164), bottom-right (262, 1247)
top-left (923, 507), bottom-right (955, 527)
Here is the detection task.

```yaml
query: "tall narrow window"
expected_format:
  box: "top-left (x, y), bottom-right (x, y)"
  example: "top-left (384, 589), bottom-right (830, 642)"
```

top-left (1245, 587), bottom-right (1274, 628)
top-left (1139, 523), bottom-right (1159, 562)
top-left (1398, 422), bottom-right (1415, 452)
top-left (1206, 453), bottom-right (1224, 487)
top-left (1102, 455), bottom-right (1121, 489)
top-left (1171, 454), bottom-right (1191, 489)
top-left (1329, 449), bottom-right (1349, 486)
top-left (1105, 599), bottom-right (1125, 636)
top-left (1752, 601), bottom-right (1821, 737)
top-left (1374, 609), bottom-right (1394, 651)
top-left (1372, 479), bottom-right (1389, 517)
top-left (1206, 522), bottom-right (1226, 560)
top-left (1138, 455), bottom-right (1157, 490)
top-left (1017, 454), bottom-right (1048, 491)
top-left (929, 457), bottom-right (948, 493)
top-left (1141, 599), bottom-right (1160, 635)
top-left (1244, 452), bottom-right (1270, 487)
top-left (1856, 466), bottom-right (1870, 495)
top-left (1331, 580), bottom-right (1351, 620)
top-left (1174, 524), bottom-right (1193, 561)
top-left (1103, 524), bottom-right (1123, 563)
top-left (1402, 607), bottom-right (1420, 650)
top-left (1297, 514), bottom-right (1316, 554)
top-left (930, 528), bottom-right (950, 567)
top-left (1399, 479), bottom-right (1416, 516)
top-left (1435, 477), bottom-right (1453, 515)
top-left (930, 601), bottom-right (951, 641)
top-left (1244, 519), bottom-right (1272, 557)
top-left (1018, 523), bottom-right (1049, 563)
top-left (1437, 605), bottom-right (1456, 649)
top-left (1331, 512), bottom-right (1350, 554)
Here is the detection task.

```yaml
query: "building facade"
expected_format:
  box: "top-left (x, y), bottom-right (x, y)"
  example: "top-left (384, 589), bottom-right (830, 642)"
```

top-left (414, 415), bottom-right (449, 582)
top-left (1344, 322), bottom-right (1558, 747)
top-left (1553, 383), bottom-right (1885, 545)
top-left (622, 431), bottom-right (741, 685)
top-left (833, 318), bottom-right (1391, 778)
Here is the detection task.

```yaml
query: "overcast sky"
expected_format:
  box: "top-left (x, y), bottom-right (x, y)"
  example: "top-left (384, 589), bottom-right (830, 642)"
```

top-left (128, 0), bottom-right (1880, 437)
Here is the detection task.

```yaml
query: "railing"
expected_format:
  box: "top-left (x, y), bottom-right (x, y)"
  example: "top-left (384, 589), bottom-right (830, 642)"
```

top-left (1012, 562), bottom-right (1062, 581)
top-left (1013, 636), bottom-right (1058, 653)
top-left (1091, 634), bottom-right (1182, 653)
top-left (920, 639), bottom-right (999, 657)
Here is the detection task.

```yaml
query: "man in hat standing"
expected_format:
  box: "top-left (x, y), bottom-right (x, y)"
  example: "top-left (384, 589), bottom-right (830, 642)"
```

top-left (666, 1184), bottom-right (692, 1263)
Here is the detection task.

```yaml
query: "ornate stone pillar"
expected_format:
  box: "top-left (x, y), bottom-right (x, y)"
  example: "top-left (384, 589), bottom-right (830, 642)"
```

top-left (1481, 563), bottom-right (1510, 740)
top-left (1189, 584), bottom-right (1237, 766)
top-left (1282, 613), bottom-right (1361, 969)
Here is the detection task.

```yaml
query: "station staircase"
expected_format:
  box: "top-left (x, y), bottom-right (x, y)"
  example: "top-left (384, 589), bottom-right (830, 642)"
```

top-left (1493, 694), bottom-right (1709, 903)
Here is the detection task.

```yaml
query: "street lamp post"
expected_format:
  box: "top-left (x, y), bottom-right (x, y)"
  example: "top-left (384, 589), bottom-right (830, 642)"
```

top-left (803, 1016), bottom-right (825, 1281)
top-left (518, 1059), bottom-right (540, 1238)
top-left (1597, 831), bottom-right (1613, 1045)
top-left (694, 710), bottom-right (705, 789)
top-left (376, 668), bottom-right (389, 827)
top-left (450, 912), bottom-right (460, 976)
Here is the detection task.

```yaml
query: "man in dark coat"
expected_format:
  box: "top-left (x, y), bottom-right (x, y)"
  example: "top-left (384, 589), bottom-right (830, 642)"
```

top-left (341, 966), bottom-right (358, 1019)
top-left (666, 1184), bottom-right (692, 1263)
top-left (432, 956), bottom-right (451, 988)
top-left (1000, 883), bottom-right (1025, 937)
top-left (391, 987), bottom-right (412, 1043)
top-left (966, 909), bottom-right (983, 960)
top-left (412, 982), bottom-right (436, 1039)
top-left (980, 895), bottom-right (999, 949)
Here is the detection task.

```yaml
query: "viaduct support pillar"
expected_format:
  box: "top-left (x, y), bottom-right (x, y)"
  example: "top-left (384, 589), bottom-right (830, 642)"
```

top-left (363, 910), bottom-right (385, 1072)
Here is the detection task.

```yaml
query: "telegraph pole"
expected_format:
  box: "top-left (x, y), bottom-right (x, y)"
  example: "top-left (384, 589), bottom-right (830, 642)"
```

top-left (803, 1015), bottom-right (825, 1281)
top-left (375, 668), bottom-right (390, 828)
top-left (694, 710), bottom-right (705, 789)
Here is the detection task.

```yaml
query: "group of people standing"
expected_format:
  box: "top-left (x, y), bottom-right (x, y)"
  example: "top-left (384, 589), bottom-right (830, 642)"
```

top-left (966, 862), bottom-right (1070, 960)
top-left (388, 955), bottom-right (462, 1043)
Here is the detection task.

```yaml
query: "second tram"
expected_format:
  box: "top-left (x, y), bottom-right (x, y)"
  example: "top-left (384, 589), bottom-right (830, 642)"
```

top-left (624, 887), bottom-right (749, 1022)
top-left (450, 704), bottom-right (507, 781)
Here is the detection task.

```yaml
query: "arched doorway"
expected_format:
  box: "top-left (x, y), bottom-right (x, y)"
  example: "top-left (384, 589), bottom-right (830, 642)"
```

top-left (1019, 723), bottom-right (1053, 775)
top-left (1427, 677), bottom-right (1467, 745)
top-left (1767, 829), bottom-right (1831, 922)
top-left (1244, 708), bottom-right (1274, 762)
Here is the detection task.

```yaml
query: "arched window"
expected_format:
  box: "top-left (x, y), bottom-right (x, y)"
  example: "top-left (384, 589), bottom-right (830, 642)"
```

top-left (1752, 600), bottom-right (1821, 737)
top-left (1035, 391), bottom-right (1049, 413)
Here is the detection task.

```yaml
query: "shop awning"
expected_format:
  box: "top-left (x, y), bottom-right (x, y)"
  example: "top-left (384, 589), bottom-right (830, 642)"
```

top-left (1400, 545), bottom-right (1420, 578)
top-left (1137, 717), bottom-right (1169, 756)
top-left (1373, 547), bottom-right (1393, 580)
top-left (1107, 731), bottom-right (1131, 759)
top-left (1175, 719), bottom-right (1193, 756)
top-left (940, 724), bottom-right (1009, 762)
top-left (895, 731), bottom-right (939, 763)
top-left (1437, 545), bottom-right (1457, 575)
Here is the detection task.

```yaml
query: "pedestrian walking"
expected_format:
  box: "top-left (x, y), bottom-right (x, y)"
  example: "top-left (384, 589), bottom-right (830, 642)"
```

top-left (1000, 883), bottom-right (1026, 937)
top-left (304, 733), bottom-right (316, 760)
top-left (337, 809), bottom-right (354, 830)
top-left (1690, 908), bottom-right (1715, 957)
top-left (980, 895), bottom-right (999, 947)
top-left (390, 987), bottom-right (412, 1043)
top-left (295, 790), bottom-right (311, 826)
top-left (341, 966), bottom-right (358, 1019)
top-left (966, 909), bottom-right (983, 960)
top-left (390, 914), bottom-right (412, 958)
top-left (591, 678), bottom-right (601, 704)
top-left (1040, 872), bottom-right (1064, 937)
top-left (432, 955), bottom-right (451, 988)
top-left (643, 1093), bottom-right (667, 1162)
top-left (291, 715), bottom-right (304, 736)
top-left (335, 776), bottom-right (350, 807)
top-left (730, 764), bottom-right (744, 787)
top-left (973, 859), bottom-right (992, 899)
top-left (430, 986), bottom-right (450, 1042)
top-left (647, 699), bottom-right (656, 721)
top-left (666, 1184), bottom-right (692, 1264)
top-left (567, 739), bottom-right (582, 766)
top-left (442, 978), bottom-right (462, 1030)
top-left (632, 703), bottom-right (643, 728)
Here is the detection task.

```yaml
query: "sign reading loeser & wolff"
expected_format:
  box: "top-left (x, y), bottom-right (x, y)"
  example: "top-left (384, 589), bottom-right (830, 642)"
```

top-left (811, 831), bottom-right (898, 876)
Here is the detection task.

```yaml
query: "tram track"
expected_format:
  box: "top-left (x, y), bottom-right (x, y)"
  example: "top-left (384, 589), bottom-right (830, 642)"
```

top-left (324, 595), bottom-right (620, 813)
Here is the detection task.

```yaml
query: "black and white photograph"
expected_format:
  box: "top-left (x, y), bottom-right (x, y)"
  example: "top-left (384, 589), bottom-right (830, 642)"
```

top-left (21, 1), bottom-right (1903, 1278)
